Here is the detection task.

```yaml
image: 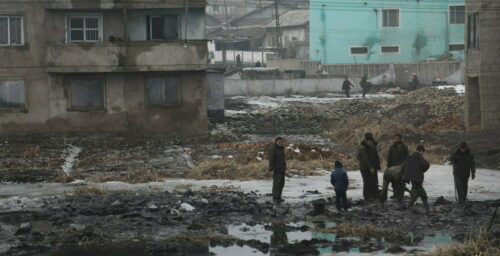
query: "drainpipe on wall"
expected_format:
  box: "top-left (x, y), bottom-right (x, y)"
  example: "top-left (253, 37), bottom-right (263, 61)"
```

top-left (184, 0), bottom-right (189, 48)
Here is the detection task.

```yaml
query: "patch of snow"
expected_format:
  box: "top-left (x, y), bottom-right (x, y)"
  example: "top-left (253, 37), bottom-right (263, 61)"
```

top-left (225, 110), bottom-right (248, 117)
top-left (437, 84), bottom-right (465, 94)
top-left (180, 203), bottom-right (195, 212)
top-left (293, 148), bottom-right (301, 153)
top-left (61, 145), bottom-right (82, 174)
top-left (210, 155), bottom-right (222, 159)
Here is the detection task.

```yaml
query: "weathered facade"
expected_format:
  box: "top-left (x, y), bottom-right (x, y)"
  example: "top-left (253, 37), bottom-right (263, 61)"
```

top-left (0, 0), bottom-right (208, 136)
top-left (464, 0), bottom-right (500, 130)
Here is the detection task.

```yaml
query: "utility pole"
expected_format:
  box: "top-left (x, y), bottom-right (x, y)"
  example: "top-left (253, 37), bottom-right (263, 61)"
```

top-left (223, 0), bottom-right (230, 67)
top-left (274, 0), bottom-right (282, 58)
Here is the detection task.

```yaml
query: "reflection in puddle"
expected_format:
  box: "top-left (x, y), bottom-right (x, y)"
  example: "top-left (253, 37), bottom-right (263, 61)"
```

top-left (46, 222), bottom-right (454, 256)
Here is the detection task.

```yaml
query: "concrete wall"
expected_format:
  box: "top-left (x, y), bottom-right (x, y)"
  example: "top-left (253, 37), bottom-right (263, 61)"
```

top-left (224, 78), bottom-right (361, 96)
top-left (0, 0), bottom-right (209, 135)
top-left (310, 0), bottom-right (465, 64)
top-left (269, 60), bottom-right (464, 87)
top-left (207, 69), bottom-right (225, 119)
top-left (465, 0), bottom-right (500, 130)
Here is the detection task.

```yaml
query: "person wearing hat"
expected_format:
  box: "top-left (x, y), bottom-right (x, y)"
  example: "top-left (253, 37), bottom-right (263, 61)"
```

top-left (402, 145), bottom-right (430, 212)
top-left (357, 133), bottom-right (381, 201)
top-left (330, 160), bottom-right (349, 212)
top-left (450, 141), bottom-right (476, 204)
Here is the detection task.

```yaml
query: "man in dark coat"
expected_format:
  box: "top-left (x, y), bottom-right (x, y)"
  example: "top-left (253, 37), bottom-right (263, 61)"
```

top-left (331, 160), bottom-right (349, 211)
top-left (387, 134), bottom-right (409, 168)
top-left (387, 134), bottom-right (409, 199)
top-left (402, 145), bottom-right (430, 212)
top-left (342, 77), bottom-right (353, 97)
top-left (269, 137), bottom-right (286, 203)
top-left (357, 133), bottom-right (381, 201)
top-left (360, 74), bottom-right (371, 98)
top-left (451, 141), bottom-right (476, 204)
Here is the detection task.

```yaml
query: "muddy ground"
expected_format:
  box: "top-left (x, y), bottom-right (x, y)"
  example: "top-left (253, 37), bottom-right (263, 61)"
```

top-left (1, 187), bottom-right (499, 256)
top-left (0, 87), bottom-right (499, 255)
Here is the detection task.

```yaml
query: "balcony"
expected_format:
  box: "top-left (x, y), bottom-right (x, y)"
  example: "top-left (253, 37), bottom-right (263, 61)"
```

top-left (46, 41), bottom-right (207, 73)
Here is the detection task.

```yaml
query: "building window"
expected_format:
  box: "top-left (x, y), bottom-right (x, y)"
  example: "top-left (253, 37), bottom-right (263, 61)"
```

top-left (0, 16), bottom-right (23, 46)
top-left (67, 14), bottom-right (102, 42)
top-left (350, 46), bottom-right (368, 55)
top-left (467, 13), bottom-right (479, 49)
top-left (0, 80), bottom-right (26, 109)
top-left (68, 79), bottom-right (105, 109)
top-left (147, 78), bottom-right (180, 106)
top-left (381, 45), bottom-right (400, 54)
top-left (147, 15), bottom-right (179, 40)
top-left (449, 43), bottom-right (464, 52)
top-left (449, 5), bottom-right (465, 24)
top-left (382, 9), bottom-right (399, 28)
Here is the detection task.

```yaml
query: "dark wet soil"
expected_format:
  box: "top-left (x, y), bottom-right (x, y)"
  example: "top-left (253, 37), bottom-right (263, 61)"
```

top-left (1, 188), bottom-right (498, 256)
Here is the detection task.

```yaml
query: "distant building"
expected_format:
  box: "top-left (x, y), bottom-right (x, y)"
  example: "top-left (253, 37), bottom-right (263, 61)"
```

top-left (0, 0), bottom-right (208, 135)
top-left (464, 0), bottom-right (500, 130)
top-left (310, 0), bottom-right (465, 64)
top-left (264, 10), bottom-right (309, 59)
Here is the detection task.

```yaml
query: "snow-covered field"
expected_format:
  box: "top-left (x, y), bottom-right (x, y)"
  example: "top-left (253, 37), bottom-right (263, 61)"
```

top-left (0, 165), bottom-right (498, 210)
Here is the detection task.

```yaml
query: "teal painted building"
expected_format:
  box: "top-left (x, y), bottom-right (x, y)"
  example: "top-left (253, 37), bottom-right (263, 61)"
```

top-left (310, 0), bottom-right (465, 64)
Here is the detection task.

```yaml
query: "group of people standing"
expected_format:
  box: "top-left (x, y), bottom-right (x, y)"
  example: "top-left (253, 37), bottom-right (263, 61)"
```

top-left (269, 134), bottom-right (477, 212)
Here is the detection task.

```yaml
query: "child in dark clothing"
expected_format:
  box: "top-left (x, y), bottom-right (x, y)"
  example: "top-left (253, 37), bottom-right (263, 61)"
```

top-left (331, 160), bottom-right (349, 211)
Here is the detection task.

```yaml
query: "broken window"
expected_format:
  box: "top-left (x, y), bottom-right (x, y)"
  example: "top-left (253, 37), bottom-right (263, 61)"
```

top-left (0, 80), bottom-right (26, 109)
top-left (467, 13), bottom-right (479, 49)
top-left (382, 9), bottom-right (399, 28)
top-left (449, 43), bottom-right (464, 51)
top-left (68, 79), bottom-right (104, 109)
top-left (381, 46), bottom-right (399, 53)
top-left (67, 14), bottom-right (101, 42)
top-left (0, 16), bottom-right (23, 46)
top-left (350, 46), bottom-right (368, 55)
top-left (147, 15), bottom-right (179, 40)
top-left (147, 78), bottom-right (180, 106)
top-left (449, 5), bottom-right (465, 24)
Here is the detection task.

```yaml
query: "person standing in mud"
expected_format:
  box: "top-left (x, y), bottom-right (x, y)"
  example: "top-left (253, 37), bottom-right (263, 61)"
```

top-left (269, 137), bottom-right (286, 203)
top-left (357, 133), bottom-right (381, 201)
top-left (331, 160), bottom-right (349, 211)
top-left (342, 77), bottom-right (354, 97)
top-left (402, 145), bottom-right (430, 212)
top-left (451, 142), bottom-right (476, 204)
top-left (360, 74), bottom-right (371, 98)
top-left (387, 134), bottom-right (409, 168)
top-left (380, 164), bottom-right (405, 204)
top-left (387, 134), bottom-right (409, 199)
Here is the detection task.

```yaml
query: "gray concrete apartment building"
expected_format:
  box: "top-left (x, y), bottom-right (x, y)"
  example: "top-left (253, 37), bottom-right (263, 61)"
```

top-left (465, 0), bottom-right (500, 130)
top-left (0, 0), bottom-right (208, 136)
